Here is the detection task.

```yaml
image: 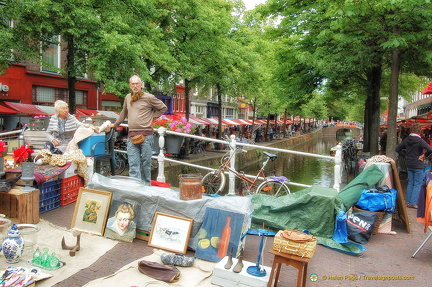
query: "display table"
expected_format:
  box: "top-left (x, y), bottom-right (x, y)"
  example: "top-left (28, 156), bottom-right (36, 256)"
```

top-left (87, 174), bottom-right (254, 250)
top-left (267, 249), bottom-right (310, 287)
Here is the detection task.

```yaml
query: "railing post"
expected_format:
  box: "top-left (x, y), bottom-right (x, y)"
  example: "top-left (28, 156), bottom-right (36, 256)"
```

top-left (333, 143), bottom-right (342, 191)
top-left (228, 135), bottom-right (236, 195)
top-left (157, 127), bottom-right (166, 182)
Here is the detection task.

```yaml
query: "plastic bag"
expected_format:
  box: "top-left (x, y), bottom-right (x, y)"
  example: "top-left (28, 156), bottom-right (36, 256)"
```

top-left (346, 211), bottom-right (378, 244)
top-left (356, 186), bottom-right (397, 213)
top-left (332, 210), bottom-right (348, 243)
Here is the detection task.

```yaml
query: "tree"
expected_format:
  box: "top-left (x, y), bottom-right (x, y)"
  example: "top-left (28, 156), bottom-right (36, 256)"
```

top-left (264, 0), bottom-right (432, 156)
top-left (1, 0), bottom-right (174, 112)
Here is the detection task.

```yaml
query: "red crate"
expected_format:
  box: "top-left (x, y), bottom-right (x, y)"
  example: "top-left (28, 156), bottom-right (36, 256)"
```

top-left (60, 175), bottom-right (84, 206)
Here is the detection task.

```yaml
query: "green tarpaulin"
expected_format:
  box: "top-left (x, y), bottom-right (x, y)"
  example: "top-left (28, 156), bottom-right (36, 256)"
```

top-left (250, 185), bottom-right (368, 255)
top-left (338, 165), bottom-right (385, 210)
top-left (251, 185), bottom-right (344, 238)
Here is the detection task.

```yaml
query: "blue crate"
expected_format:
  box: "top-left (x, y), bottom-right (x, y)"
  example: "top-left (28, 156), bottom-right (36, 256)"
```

top-left (78, 134), bottom-right (106, 157)
top-left (39, 179), bottom-right (61, 214)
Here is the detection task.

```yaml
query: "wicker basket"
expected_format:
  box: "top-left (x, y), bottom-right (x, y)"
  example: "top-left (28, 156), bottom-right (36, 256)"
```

top-left (353, 206), bottom-right (385, 235)
top-left (273, 230), bottom-right (317, 258)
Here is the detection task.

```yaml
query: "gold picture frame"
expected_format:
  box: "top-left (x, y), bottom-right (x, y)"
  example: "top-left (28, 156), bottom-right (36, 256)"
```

top-left (148, 212), bottom-right (193, 254)
top-left (71, 187), bottom-right (112, 236)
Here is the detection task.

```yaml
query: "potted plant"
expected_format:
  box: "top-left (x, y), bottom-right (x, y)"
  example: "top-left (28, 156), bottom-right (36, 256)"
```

top-left (152, 115), bottom-right (195, 154)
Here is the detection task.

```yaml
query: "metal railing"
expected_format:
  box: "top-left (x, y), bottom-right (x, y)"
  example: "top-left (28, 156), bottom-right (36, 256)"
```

top-left (0, 126), bottom-right (343, 193)
top-left (151, 127), bottom-right (343, 194)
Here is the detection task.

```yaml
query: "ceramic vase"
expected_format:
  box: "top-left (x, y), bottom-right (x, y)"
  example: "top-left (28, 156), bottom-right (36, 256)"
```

top-left (2, 223), bottom-right (24, 264)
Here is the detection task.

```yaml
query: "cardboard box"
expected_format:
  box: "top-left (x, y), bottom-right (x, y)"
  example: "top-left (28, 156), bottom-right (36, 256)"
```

top-left (59, 162), bottom-right (78, 179)
top-left (136, 229), bottom-right (150, 241)
top-left (78, 134), bottom-right (106, 157)
top-left (212, 256), bottom-right (271, 287)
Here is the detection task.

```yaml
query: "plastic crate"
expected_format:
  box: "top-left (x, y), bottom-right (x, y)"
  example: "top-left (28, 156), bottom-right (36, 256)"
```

top-left (78, 134), bottom-right (106, 157)
top-left (60, 175), bottom-right (84, 206)
top-left (39, 179), bottom-right (61, 214)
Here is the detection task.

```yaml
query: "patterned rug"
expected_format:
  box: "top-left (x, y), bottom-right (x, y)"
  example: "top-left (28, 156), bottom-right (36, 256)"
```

top-left (6, 162), bottom-right (72, 185)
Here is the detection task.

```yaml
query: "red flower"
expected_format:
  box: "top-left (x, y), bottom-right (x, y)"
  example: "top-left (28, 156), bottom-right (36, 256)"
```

top-left (0, 140), bottom-right (5, 153)
top-left (13, 145), bottom-right (34, 164)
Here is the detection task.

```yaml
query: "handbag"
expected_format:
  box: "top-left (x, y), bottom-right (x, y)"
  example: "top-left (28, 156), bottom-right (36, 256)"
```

top-left (356, 186), bottom-right (397, 213)
top-left (131, 134), bottom-right (145, 145)
top-left (138, 260), bottom-right (180, 283)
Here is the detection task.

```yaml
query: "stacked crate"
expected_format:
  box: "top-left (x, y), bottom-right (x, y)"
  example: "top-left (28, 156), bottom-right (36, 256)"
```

top-left (60, 175), bottom-right (84, 206)
top-left (39, 179), bottom-right (61, 213)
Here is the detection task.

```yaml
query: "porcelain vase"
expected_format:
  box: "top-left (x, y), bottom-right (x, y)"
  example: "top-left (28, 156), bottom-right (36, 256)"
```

top-left (2, 223), bottom-right (24, 264)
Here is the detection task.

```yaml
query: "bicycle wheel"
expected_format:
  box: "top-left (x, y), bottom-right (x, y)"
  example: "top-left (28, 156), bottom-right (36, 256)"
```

top-left (257, 180), bottom-right (290, 197)
top-left (114, 152), bottom-right (126, 175)
top-left (202, 171), bottom-right (226, 194)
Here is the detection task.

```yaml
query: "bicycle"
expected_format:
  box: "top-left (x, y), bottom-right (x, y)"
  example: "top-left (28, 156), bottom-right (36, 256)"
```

top-left (201, 146), bottom-right (290, 197)
top-left (191, 140), bottom-right (206, 156)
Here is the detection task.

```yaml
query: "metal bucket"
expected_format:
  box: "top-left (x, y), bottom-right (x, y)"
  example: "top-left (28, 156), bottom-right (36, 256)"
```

top-left (179, 174), bottom-right (202, 200)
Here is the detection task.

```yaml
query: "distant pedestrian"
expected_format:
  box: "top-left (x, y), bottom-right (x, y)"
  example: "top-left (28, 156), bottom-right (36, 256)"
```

top-left (396, 124), bottom-right (432, 209)
top-left (380, 129), bottom-right (387, 155)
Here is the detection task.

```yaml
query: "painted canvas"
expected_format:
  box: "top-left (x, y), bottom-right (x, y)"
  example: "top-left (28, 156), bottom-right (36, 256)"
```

top-left (195, 207), bottom-right (251, 262)
top-left (104, 200), bottom-right (137, 242)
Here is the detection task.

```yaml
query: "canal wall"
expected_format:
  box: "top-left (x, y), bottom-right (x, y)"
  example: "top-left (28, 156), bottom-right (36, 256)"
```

top-left (160, 128), bottom-right (323, 187)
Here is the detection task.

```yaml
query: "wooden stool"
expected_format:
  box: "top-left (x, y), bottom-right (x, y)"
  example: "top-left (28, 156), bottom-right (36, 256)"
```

top-left (267, 249), bottom-right (310, 287)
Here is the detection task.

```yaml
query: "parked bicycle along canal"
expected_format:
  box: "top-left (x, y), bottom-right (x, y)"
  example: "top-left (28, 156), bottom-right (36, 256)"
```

top-left (159, 127), bottom-right (359, 193)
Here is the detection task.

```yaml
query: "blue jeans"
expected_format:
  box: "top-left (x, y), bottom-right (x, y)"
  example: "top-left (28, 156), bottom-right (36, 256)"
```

top-left (406, 168), bottom-right (424, 206)
top-left (127, 135), bottom-right (154, 186)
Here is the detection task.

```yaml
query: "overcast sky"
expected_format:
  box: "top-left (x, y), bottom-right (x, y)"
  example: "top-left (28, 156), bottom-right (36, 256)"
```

top-left (244, 0), bottom-right (267, 10)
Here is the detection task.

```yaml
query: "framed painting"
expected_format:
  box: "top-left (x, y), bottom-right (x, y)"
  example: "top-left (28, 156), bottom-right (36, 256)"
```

top-left (104, 200), bottom-right (137, 243)
top-left (148, 212), bottom-right (193, 254)
top-left (71, 187), bottom-right (112, 236)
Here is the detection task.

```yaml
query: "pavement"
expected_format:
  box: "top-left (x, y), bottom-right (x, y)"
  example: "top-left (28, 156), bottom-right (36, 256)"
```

top-left (38, 139), bottom-right (432, 287)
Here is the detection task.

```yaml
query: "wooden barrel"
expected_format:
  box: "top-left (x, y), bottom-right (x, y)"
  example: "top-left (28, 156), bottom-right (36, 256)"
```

top-left (179, 174), bottom-right (202, 200)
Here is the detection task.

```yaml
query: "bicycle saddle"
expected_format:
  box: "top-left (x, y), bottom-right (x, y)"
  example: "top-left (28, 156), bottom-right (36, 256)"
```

top-left (263, 151), bottom-right (278, 161)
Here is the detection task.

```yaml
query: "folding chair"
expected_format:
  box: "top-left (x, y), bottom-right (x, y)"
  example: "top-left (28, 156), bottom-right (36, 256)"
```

top-left (412, 226), bottom-right (432, 258)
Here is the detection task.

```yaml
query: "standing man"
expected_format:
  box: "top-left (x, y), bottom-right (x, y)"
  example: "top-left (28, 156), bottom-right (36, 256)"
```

top-left (111, 75), bottom-right (167, 185)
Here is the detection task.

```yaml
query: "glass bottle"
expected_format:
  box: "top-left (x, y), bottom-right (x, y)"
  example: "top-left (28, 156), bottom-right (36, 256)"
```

top-left (33, 247), bottom-right (41, 265)
top-left (48, 252), bottom-right (59, 269)
top-left (41, 247), bottom-right (49, 267)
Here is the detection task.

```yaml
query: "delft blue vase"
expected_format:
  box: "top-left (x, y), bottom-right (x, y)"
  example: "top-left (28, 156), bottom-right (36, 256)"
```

top-left (2, 223), bottom-right (24, 264)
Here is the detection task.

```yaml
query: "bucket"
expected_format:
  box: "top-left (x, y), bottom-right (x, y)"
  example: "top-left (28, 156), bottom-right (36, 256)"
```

top-left (179, 174), bottom-right (202, 200)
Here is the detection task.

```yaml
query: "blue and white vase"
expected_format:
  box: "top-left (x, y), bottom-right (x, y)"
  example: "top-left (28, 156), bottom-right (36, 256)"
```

top-left (2, 223), bottom-right (24, 264)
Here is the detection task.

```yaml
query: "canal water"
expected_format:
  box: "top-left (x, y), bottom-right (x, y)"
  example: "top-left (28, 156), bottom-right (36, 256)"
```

top-left (243, 134), bottom-right (338, 193)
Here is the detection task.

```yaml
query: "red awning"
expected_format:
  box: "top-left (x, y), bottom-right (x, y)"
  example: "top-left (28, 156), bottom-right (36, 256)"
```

top-left (222, 119), bottom-right (240, 125)
top-left (76, 108), bottom-right (101, 116)
top-left (0, 103), bottom-right (18, 114)
top-left (206, 118), bottom-right (219, 125)
top-left (3, 102), bottom-right (47, 116)
top-left (422, 82), bottom-right (432, 95)
top-left (188, 115), bottom-right (209, 125)
top-left (239, 119), bottom-right (253, 125)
